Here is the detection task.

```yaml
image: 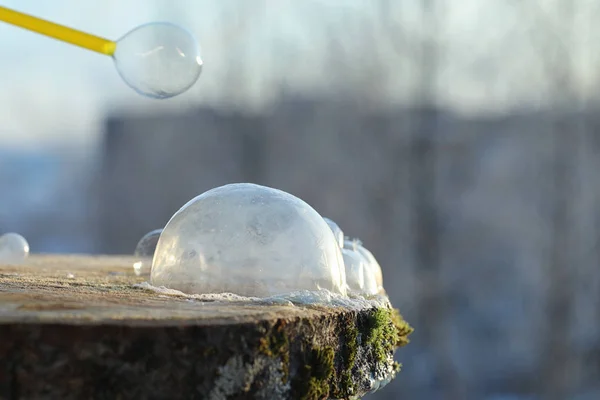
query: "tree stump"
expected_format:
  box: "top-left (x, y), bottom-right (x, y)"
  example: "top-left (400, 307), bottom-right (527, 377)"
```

top-left (0, 255), bottom-right (412, 400)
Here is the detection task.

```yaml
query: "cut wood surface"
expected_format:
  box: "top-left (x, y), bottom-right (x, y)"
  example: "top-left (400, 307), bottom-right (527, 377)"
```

top-left (0, 255), bottom-right (412, 400)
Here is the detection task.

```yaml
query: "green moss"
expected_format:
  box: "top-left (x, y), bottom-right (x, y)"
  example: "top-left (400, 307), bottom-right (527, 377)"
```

top-left (258, 320), bottom-right (290, 382)
top-left (304, 377), bottom-right (330, 400)
top-left (294, 308), bottom-right (412, 400)
top-left (340, 372), bottom-right (355, 397)
top-left (331, 319), bottom-right (359, 398)
top-left (313, 347), bottom-right (335, 380)
top-left (390, 308), bottom-right (414, 347)
top-left (297, 346), bottom-right (335, 400)
top-left (345, 323), bottom-right (359, 368)
top-left (365, 308), bottom-right (414, 364)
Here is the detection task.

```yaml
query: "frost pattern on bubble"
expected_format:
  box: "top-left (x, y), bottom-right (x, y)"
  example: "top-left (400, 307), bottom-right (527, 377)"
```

top-left (151, 183), bottom-right (347, 297)
top-left (323, 217), bottom-right (344, 248)
top-left (355, 242), bottom-right (384, 292)
top-left (344, 238), bottom-right (383, 295)
top-left (0, 232), bottom-right (29, 264)
top-left (342, 248), bottom-right (364, 292)
top-left (342, 247), bottom-right (379, 295)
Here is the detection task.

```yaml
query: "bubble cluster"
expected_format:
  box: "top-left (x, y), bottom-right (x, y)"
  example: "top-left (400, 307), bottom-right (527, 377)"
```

top-left (151, 183), bottom-right (346, 297)
top-left (323, 216), bottom-right (384, 296)
top-left (113, 22), bottom-right (203, 99)
top-left (133, 229), bottom-right (163, 276)
top-left (0, 232), bottom-right (29, 264)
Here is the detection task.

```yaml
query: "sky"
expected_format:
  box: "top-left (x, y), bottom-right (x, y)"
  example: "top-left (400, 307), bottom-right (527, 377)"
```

top-left (0, 0), bottom-right (599, 150)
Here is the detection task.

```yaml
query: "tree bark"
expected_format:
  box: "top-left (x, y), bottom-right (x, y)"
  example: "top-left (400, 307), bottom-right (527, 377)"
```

top-left (0, 255), bottom-right (412, 400)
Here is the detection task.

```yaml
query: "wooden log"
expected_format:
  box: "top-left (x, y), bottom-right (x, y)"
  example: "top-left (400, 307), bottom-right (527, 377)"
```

top-left (0, 255), bottom-right (412, 400)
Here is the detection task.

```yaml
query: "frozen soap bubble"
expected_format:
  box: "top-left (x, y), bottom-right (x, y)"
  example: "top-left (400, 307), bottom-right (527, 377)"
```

top-left (151, 183), bottom-right (347, 297)
top-left (133, 229), bottom-right (163, 276)
top-left (342, 248), bottom-right (364, 292)
top-left (344, 238), bottom-right (383, 295)
top-left (113, 22), bottom-right (203, 99)
top-left (342, 247), bottom-right (378, 295)
top-left (0, 232), bottom-right (30, 264)
top-left (355, 242), bottom-right (383, 291)
top-left (323, 217), bottom-right (344, 248)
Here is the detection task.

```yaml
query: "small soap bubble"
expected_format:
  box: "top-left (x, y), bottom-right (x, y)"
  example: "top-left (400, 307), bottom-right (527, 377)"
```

top-left (362, 259), bottom-right (379, 295)
top-left (0, 232), bottom-right (29, 264)
top-left (342, 248), bottom-right (364, 292)
top-left (323, 217), bottom-right (344, 248)
top-left (133, 229), bottom-right (162, 276)
top-left (354, 242), bottom-right (384, 291)
top-left (342, 247), bottom-right (379, 296)
top-left (151, 183), bottom-right (347, 297)
top-left (344, 238), bottom-right (383, 294)
top-left (135, 229), bottom-right (163, 258)
top-left (113, 22), bottom-right (203, 99)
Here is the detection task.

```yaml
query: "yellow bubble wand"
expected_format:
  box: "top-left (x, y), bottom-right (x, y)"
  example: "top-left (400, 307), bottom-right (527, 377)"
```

top-left (0, 5), bottom-right (202, 98)
top-left (0, 5), bottom-right (116, 55)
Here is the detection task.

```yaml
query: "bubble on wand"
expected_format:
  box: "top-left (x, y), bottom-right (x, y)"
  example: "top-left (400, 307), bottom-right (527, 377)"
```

top-left (114, 23), bottom-right (202, 99)
top-left (0, 6), bottom-right (203, 99)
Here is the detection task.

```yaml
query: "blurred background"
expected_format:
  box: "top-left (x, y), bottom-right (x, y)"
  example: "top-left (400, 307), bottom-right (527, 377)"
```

top-left (1, 0), bottom-right (600, 399)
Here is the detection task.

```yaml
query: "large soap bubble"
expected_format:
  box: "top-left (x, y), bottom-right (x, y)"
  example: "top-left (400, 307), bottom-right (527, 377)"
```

top-left (151, 183), bottom-right (347, 297)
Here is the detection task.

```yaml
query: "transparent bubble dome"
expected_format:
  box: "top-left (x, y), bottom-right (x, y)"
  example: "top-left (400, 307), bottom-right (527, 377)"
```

top-left (134, 229), bottom-right (162, 258)
top-left (151, 183), bottom-right (347, 297)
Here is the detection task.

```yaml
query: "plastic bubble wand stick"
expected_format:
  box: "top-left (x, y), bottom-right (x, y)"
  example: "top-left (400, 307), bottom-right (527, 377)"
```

top-left (0, 5), bottom-right (203, 98)
top-left (0, 5), bottom-right (116, 54)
